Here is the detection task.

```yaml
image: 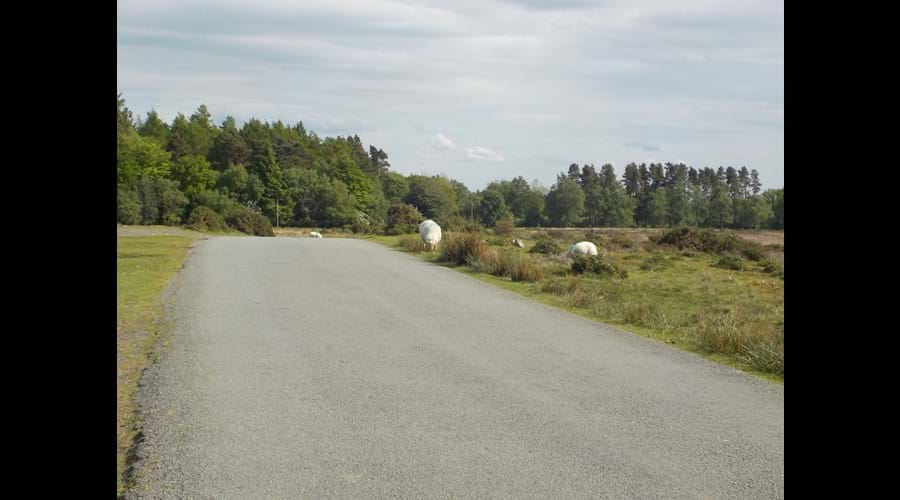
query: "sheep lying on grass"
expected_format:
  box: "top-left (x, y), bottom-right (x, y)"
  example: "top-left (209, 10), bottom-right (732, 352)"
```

top-left (568, 241), bottom-right (598, 257)
top-left (309, 231), bottom-right (323, 238)
top-left (418, 220), bottom-right (442, 251)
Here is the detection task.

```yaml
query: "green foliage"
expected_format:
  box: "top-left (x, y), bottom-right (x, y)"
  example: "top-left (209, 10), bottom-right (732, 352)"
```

top-left (714, 254), bottom-right (745, 271)
top-left (639, 253), bottom-right (672, 271)
top-left (223, 205), bottom-right (274, 236)
top-left (117, 188), bottom-right (141, 225)
top-left (137, 109), bottom-right (170, 146)
top-left (652, 226), bottom-right (767, 262)
top-left (529, 238), bottom-right (562, 255)
top-left (187, 206), bottom-right (227, 232)
top-left (385, 203), bottom-right (423, 235)
top-left (546, 175), bottom-right (585, 227)
top-left (405, 175), bottom-right (458, 222)
top-left (381, 172), bottom-right (410, 203)
top-left (118, 131), bottom-right (172, 188)
top-left (170, 155), bottom-right (217, 198)
top-left (761, 258), bottom-right (784, 279)
top-left (477, 189), bottom-right (511, 227)
top-left (571, 255), bottom-right (628, 278)
top-left (114, 95), bottom-right (782, 232)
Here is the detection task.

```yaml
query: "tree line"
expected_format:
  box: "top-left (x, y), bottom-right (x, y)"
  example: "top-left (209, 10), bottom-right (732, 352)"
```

top-left (116, 96), bottom-right (784, 232)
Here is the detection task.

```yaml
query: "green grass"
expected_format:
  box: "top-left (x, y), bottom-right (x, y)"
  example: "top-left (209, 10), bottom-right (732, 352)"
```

top-left (365, 232), bottom-right (784, 383)
top-left (117, 235), bottom-right (196, 496)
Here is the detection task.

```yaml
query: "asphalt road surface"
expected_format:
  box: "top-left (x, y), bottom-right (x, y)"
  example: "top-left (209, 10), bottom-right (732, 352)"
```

top-left (128, 237), bottom-right (783, 499)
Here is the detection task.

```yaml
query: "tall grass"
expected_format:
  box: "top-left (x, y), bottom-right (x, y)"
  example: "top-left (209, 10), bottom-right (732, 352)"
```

top-left (397, 235), bottom-right (426, 252)
top-left (440, 232), bottom-right (489, 265)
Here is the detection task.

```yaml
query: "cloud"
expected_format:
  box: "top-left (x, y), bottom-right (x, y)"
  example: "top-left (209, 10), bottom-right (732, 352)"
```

top-left (466, 146), bottom-right (505, 162)
top-left (624, 141), bottom-right (661, 152)
top-left (118, 0), bottom-right (784, 190)
top-left (433, 133), bottom-right (455, 149)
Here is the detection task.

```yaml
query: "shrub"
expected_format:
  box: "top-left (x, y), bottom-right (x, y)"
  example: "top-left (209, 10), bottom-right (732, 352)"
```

top-left (187, 206), bottom-right (227, 232)
top-left (571, 255), bottom-right (628, 278)
top-left (652, 226), bottom-right (766, 261)
top-left (350, 219), bottom-right (382, 235)
top-left (714, 254), bottom-right (744, 271)
top-left (609, 233), bottom-right (636, 250)
top-left (761, 258), bottom-right (784, 280)
top-left (385, 203), bottom-right (423, 235)
top-left (440, 232), bottom-right (489, 265)
top-left (494, 218), bottom-right (515, 236)
top-left (639, 253), bottom-right (671, 272)
top-left (223, 206), bottom-right (274, 236)
top-left (529, 238), bottom-right (562, 255)
top-left (397, 235), bottom-right (426, 252)
top-left (117, 188), bottom-right (141, 225)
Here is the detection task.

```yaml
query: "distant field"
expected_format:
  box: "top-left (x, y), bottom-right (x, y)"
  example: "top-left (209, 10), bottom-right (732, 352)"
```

top-left (368, 227), bottom-right (784, 382)
top-left (117, 234), bottom-right (197, 496)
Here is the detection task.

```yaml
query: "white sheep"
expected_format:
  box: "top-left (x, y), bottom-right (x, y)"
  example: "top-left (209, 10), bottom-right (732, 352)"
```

top-left (309, 231), bottom-right (323, 238)
top-left (418, 220), bottom-right (442, 251)
top-left (568, 241), bottom-right (599, 257)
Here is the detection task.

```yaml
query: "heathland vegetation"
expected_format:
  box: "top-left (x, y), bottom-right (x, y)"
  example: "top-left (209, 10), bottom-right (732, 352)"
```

top-left (378, 225), bottom-right (784, 381)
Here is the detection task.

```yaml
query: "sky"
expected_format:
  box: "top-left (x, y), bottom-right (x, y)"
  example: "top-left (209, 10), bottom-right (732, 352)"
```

top-left (117, 0), bottom-right (784, 191)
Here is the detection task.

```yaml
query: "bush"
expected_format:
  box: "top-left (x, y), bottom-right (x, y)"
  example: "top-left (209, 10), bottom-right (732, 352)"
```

top-left (652, 226), bottom-right (766, 261)
top-left (187, 206), bottom-right (227, 232)
top-left (440, 232), bottom-right (489, 265)
top-left (223, 206), bottom-right (274, 236)
top-left (385, 203), bottom-right (423, 235)
top-left (714, 254), bottom-right (745, 271)
top-left (117, 188), bottom-right (141, 225)
top-left (494, 218), bottom-right (515, 236)
top-left (529, 238), bottom-right (562, 255)
top-left (571, 255), bottom-right (628, 278)
top-left (609, 233), bottom-right (636, 250)
top-left (397, 235), bottom-right (426, 252)
top-left (351, 219), bottom-right (382, 235)
top-left (761, 258), bottom-right (784, 280)
top-left (639, 253), bottom-right (672, 272)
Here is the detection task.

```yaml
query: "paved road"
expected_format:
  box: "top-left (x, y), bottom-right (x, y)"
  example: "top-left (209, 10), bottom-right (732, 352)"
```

top-left (128, 237), bottom-right (784, 499)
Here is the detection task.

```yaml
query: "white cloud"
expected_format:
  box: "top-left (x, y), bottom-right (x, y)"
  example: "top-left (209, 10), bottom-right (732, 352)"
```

top-left (466, 146), bottom-right (505, 162)
top-left (117, 0), bottom-right (784, 190)
top-left (433, 133), bottom-right (455, 149)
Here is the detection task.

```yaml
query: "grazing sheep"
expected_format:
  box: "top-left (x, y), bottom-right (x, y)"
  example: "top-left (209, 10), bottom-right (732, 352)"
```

top-left (309, 231), bottom-right (323, 238)
top-left (418, 220), bottom-right (442, 251)
top-left (512, 239), bottom-right (525, 248)
top-left (568, 241), bottom-right (598, 257)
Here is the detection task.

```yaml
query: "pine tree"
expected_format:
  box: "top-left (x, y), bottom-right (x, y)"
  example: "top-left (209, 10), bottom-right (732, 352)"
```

top-left (623, 163), bottom-right (641, 197)
top-left (738, 167), bottom-right (750, 197)
top-left (750, 169), bottom-right (762, 195)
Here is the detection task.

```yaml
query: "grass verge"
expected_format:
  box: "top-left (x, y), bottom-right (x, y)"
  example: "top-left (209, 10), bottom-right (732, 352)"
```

top-left (117, 235), bottom-right (197, 496)
top-left (365, 232), bottom-right (783, 384)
